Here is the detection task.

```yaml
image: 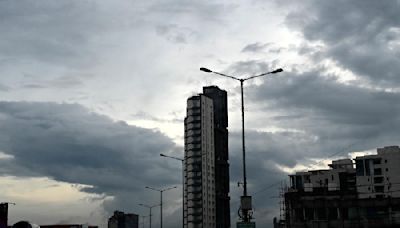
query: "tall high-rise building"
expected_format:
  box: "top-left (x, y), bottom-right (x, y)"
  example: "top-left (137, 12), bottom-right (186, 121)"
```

top-left (184, 86), bottom-right (230, 228)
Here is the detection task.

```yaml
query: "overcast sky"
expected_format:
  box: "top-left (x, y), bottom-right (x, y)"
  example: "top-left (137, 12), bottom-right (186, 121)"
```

top-left (1, 0), bottom-right (400, 227)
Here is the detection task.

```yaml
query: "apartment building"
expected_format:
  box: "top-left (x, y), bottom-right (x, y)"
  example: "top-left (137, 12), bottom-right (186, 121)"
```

top-left (183, 86), bottom-right (230, 228)
top-left (277, 146), bottom-right (400, 228)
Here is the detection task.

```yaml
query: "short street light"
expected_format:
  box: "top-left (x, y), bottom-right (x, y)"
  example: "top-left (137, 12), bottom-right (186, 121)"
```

top-left (200, 66), bottom-right (283, 223)
top-left (160, 154), bottom-right (184, 228)
top-left (145, 186), bottom-right (177, 228)
top-left (139, 203), bottom-right (159, 228)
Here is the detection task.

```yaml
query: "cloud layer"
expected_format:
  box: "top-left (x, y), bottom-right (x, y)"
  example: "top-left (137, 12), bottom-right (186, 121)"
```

top-left (1, 0), bottom-right (400, 227)
top-left (0, 102), bottom-right (182, 223)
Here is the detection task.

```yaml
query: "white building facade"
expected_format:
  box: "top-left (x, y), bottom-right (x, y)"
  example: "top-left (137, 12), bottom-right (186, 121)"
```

top-left (184, 94), bottom-right (216, 228)
top-left (355, 146), bottom-right (400, 199)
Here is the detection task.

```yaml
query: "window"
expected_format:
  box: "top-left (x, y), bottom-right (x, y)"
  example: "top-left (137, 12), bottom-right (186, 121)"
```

top-left (305, 208), bottom-right (314, 220)
top-left (375, 186), bottom-right (384, 193)
top-left (374, 168), bottom-right (382, 175)
top-left (365, 159), bottom-right (371, 176)
top-left (295, 208), bottom-right (304, 221)
top-left (328, 208), bottom-right (338, 220)
top-left (317, 208), bottom-right (327, 220)
top-left (356, 160), bottom-right (364, 176)
top-left (374, 177), bottom-right (384, 184)
top-left (373, 159), bottom-right (381, 165)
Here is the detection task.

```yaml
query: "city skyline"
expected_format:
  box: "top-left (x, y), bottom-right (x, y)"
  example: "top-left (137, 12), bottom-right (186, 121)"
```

top-left (1, 0), bottom-right (400, 228)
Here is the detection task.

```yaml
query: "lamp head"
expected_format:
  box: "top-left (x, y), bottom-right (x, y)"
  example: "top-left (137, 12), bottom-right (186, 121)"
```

top-left (271, 68), bottom-right (283, 74)
top-left (160, 154), bottom-right (166, 157)
top-left (200, 67), bottom-right (212, 73)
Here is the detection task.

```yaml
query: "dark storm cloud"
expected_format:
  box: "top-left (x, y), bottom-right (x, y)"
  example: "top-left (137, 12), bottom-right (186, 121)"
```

top-left (0, 101), bottom-right (182, 211)
top-left (247, 70), bottom-right (400, 155)
top-left (284, 0), bottom-right (400, 86)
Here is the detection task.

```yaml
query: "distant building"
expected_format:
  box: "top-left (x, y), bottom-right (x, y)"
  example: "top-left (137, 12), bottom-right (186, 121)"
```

top-left (0, 203), bottom-right (8, 228)
top-left (276, 146), bottom-right (400, 228)
top-left (108, 211), bottom-right (138, 228)
top-left (183, 86), bottom-right (230, 228)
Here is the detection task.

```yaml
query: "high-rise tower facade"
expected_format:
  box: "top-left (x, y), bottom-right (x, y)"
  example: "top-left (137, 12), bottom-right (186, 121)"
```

top-left (184, 86), bottom-right (230, 228)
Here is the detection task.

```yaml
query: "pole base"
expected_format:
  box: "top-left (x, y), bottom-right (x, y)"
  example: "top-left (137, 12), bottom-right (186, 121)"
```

top-left (237, 222), bottom-right (256, 228)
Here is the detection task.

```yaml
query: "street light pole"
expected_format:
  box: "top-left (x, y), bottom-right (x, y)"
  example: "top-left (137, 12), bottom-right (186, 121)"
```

top-left (140, 215), bottom-right (149, 228)
top-left (240, 79), bottom-right (247, 198)
top-left (139, 204), bottom-right (159, 228)
top-left (200, 67), bottom-right (283, 223)
top-left (145, 186), bottom-right (177, 228)
top-left (160, 154), bottom-right (184, 228)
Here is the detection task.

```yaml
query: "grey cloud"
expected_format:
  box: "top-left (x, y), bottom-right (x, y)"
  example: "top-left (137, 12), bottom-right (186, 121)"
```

top-left (149, 1), bottom-right (235, 23)
top-left (131, 111), bottom-right (182, 124)
top-left (21, 75), bottom-right (85, 90)
top-left (284, 0), bottom-right (400, 86)
top-left (0, 101), bottom-right (182, 217)
top-left (0, 0), bottom-right (147, 69)
top-left (242, 42), bottom-right (272, 53)
top-left (0, 83), bottom-right (10, 91)
top-left (0, 1), bottom-right (100, 67)
top-left (227, 59), bottom-right (280, 77)
top-left (247, 70), bottom-right (400, 152)
top-left (49, 75), bottom-right (85, 88)
top-left (22, 84), bottom-right (48, 89)
top-left (155, 24), bottom-right (197, 44)
top-left (242, 42), bottom-right (288, 55)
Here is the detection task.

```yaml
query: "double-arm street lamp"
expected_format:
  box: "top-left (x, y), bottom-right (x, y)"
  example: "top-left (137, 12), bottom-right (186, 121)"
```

top-left (200, 67), bottom-right (283, 223)
top-left (145, 186), bottom-right (177, 228)
top-left (160, 154), bottom-right (184, 228)
top-left (139, 203), bottom-right (159, 228)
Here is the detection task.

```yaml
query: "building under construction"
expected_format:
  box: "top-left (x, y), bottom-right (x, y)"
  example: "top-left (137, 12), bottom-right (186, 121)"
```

top-left (274, 146), bottom-right (400, 228)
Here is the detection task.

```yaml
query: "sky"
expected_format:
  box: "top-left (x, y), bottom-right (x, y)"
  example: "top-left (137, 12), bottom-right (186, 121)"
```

top-left (1, 0), bottom-right (400, 227)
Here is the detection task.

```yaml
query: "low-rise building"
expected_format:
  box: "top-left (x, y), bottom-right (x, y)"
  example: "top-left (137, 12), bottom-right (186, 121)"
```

top-left (277, 146), bottom-right (400, 228)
